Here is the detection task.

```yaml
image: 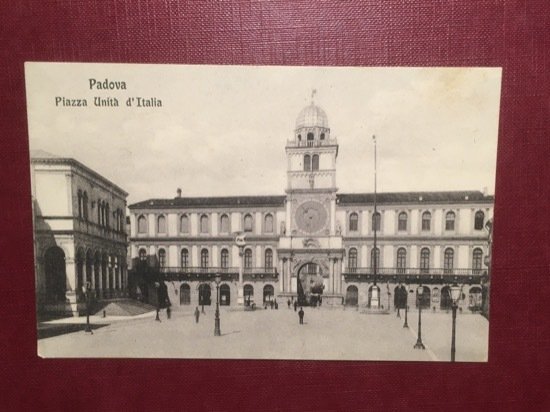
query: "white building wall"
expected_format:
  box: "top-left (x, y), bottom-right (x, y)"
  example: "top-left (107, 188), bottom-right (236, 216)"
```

top-left (232, 212), bottom-right (241, 232)
top-left (433, 246), bottom-right (441, 269)
top-left (361, 245), bottom-right (368, 267)
top-left (459, 208), bottom-right (470, 235)
top-left (410, 245), bottom-right (418, 268)
top-left (410, 210), bottom-right (419, 235)
top-left (168, 213), bottom-right (177, 236)
top-left (458, 245), bottom-right (470, 268)
top-left (384, 210), bottom-right (395, 235)
top-left (255, 212), bottom-right (262, 235)
top-left (190, 213), bottom-right (198, 236)
top-left (255, 245), bottom-right (261, 266)
top-left (168, 245), bottom-right (178, 266)
top-left (191, 245), bottom-right (198, 267)
top-left (383, 245), bottom-right (393, 268)
top-left (211, 212), bottom-right (218, 236)
top-left (433, 209), bottom-right (443, 236)
top-left (212, 245), bottom-right (218, 266)
top-left (34, 172), bottom-right (71, 216)
top-left (147, 213), bottom-right (155, 237)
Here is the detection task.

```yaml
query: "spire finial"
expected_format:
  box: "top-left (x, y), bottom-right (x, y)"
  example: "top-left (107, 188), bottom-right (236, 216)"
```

top-left (311, 88), bottom-right (317, 104)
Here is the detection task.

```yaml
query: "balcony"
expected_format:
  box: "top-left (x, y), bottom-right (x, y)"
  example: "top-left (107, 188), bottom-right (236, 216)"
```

top-left (159, 266), bottom-right (239, 282)
top-left (243, 267), bottom-right (278, 281)
top-left (157, 266), bottom-right (278, 282)
top-left (342, 267), bottom-right (488, 284)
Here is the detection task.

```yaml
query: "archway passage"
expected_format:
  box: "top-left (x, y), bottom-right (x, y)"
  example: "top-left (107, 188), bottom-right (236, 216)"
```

top-left (243, 284), bottom-right (254, 306)
top-left (469, 286), bottom-right (482, 311)
top-left (263, 285), bottom-right (275, 304)
top-left (297, 263), bottom-right (324, 306)
top-left (417, 286), bottom-right (431, 309)
top-left (440, 286), bottom-right (452, 310)
top-left (180, 284), bottom-right (191, 305)
top-left (345, 285), bottom-right (358, 306)
top-left (198, 283), bottom-right (211, 306)
top-left (44, 246), bottom-right (66, 303)
top-left (394, 285), bottom-right (408, 309)
top-left (220, 284), bottom-right (230, 306)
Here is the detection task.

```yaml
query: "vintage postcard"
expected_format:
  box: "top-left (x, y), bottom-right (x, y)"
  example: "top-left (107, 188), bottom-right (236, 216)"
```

top-left (26, 62), bottom-right (501, 361)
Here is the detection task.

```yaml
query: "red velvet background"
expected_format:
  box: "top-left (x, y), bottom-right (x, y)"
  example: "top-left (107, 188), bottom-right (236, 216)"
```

top-left (1, 1), bottom-right (548, 410)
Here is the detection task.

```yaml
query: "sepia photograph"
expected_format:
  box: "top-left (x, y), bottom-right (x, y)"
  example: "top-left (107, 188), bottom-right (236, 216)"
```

top-left (26, 62), bottom-right (501, 361)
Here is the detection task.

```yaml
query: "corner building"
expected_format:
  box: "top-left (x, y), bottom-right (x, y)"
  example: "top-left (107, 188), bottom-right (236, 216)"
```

top-left (128, 102), bottom-right (492, 312)
top-left (31, 151), bottom-right (129, 316)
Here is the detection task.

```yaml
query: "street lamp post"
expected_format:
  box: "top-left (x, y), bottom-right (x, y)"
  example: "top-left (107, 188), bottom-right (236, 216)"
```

top-left (214, 274), bottom-right (221, 336)
top-left (155, 282), bottom-right (161, 322)
top-left (83, 281), bottom-right (92, 333)
top-left (450, 284), bottom-right (462, 362)
top-left (403, 286), bottom-right (409, 328)
top-left (413, 285), bottom-right (425, 349)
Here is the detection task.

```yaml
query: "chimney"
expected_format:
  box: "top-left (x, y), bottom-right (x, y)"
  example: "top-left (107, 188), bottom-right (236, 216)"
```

top-left (176, 188), bottom-right (182, 198)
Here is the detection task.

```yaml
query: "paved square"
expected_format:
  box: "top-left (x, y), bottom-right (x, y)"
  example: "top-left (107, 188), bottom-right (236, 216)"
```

top-left (38, 307), bottom-right (488, 362)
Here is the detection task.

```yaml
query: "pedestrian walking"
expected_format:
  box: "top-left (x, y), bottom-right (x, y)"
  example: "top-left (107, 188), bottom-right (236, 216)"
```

top-left (287, 298), bottom-right (291, 309)
top-left (275, 300), bottom-right (278, 310)
top-left (294, 300), bottom-right (298, 312)
top-left (298, 307), bottom-right (304, 324)
top-left (194, 306), bottom-right (200, 323)
top-left (166, 306), bottom-right (172, 319)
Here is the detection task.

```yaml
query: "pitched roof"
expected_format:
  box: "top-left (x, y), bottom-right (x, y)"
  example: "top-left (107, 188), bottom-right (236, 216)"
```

top-left (30, 150), bottom-right (128, 196)
top-left (129, 195), bottom-right (286, 210)
top-left (337, 191), bottom-right (493, 205)
top-left (129, 190), bottom-right (493, 210)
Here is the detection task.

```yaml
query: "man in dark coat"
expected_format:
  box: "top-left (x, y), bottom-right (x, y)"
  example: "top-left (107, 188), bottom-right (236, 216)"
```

top-left (194, 306), bottom-right (200, 323)
top-left (298, 307), bottom-right (304, 324)
top-left (294, 300), bottom-right (298, 312)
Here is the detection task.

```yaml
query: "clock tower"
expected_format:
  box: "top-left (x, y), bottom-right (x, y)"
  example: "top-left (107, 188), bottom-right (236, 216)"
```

top-left (278, 94), bottom-right (344, 306)
top-left (285, 96), bottom-right (339, 237)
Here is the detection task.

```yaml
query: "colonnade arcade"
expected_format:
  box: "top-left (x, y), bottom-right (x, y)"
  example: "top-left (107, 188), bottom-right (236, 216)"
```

top-left (75, 247), bottom-right (127, 301)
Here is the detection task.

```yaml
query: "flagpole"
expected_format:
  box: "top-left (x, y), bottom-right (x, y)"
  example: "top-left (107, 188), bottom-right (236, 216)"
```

top-left (373, 135), bottom-right (377, 288)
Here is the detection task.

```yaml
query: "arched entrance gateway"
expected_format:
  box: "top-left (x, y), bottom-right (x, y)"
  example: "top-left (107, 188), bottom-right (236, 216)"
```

top-left (180, 284), bottom-right (190, 305)
top-left (198, 283), bottom-right (211, 306)
top-left (44, 246), bottom-right (66, 303)
top-left (345, 285), bottom-right (358, 306)
top-left (297, 263), bottom-right (325, 306)
top-left (220, 284), bottom-right (231, 306)
top-left (263, 285), bottom-right (274, 304)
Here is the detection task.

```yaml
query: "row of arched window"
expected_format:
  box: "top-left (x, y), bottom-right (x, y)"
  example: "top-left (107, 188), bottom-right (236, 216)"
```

top-left (347, 247), bottom-right (484, 273)
top-left (137, 213), bottom-right (275, 235)
top-left (303, 154), bottom-right (320, 171)
top-left (347, 210), bottom-right (486, 232)
top-left (77, 190), bottom-right (124, 232)
top-left (297, 132), bottom-right (326, 146)
top-left (139, 247), bottom-right (274, 269)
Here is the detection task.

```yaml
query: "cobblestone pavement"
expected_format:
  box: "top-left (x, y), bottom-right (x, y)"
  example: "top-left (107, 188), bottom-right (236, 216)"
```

top-left (38, 306), bottom-right (488, 362)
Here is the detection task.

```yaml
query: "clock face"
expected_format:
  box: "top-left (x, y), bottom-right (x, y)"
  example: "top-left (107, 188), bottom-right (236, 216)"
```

top-left (295, 201), bottom-right (328, 234)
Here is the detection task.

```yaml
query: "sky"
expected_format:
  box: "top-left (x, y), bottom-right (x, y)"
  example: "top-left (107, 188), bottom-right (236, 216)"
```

top-left (25, 63), bottom-right (501, 205)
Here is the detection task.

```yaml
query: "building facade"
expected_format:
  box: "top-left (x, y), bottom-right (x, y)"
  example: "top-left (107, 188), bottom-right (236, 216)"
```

top-left (128, 102), bottom-right (493, 311)
top-left (31, 151), bottom-right (129, 316)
